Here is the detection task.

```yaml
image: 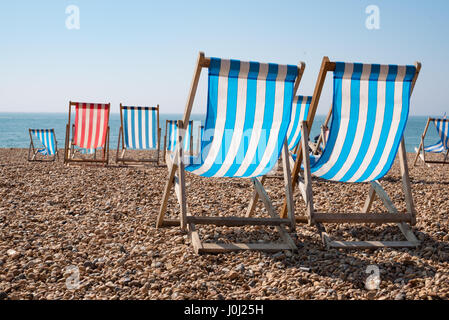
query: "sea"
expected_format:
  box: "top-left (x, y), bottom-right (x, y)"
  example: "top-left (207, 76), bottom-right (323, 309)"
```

top-left (0, 113), bottom-right (442, 153)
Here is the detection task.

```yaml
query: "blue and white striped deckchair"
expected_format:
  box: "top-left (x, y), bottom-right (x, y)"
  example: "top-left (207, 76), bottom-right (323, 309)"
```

top-left (157, 52), bottom-right (305, 254)
top-left (290, 57), bottom-right (421, 249)
top-left (414, 117), bottom-right (449, 166)
top-left (117, 104), bottom-right (161, 165)
top-left (286, 96), bottom-right (312, 152)
top-left (28, 129), bottom-right (58, 161)
top-left (165, 120), bottom-right (193, 153)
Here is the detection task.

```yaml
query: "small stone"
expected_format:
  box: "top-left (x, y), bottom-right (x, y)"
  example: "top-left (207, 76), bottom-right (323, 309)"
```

top-left (395, 292), bottom-right (406, 300)
top-left (7, 249), bottom-right (20, 259)
top-left (228, 271), bottom-right (239, 280)
top-left (235, 264), bottom-right (245, 272)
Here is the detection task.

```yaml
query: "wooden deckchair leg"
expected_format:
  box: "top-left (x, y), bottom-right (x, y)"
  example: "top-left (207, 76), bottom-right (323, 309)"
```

top-left (300, 121), bottom-right (315, 225)
top-left (362, 186), bottom-right (376, 213)
top-left (370, 180), bottom-right (419, 245)
top-left (245, 176), bottom-right (265, 217)
top-left (413, 139), bottom-right (423, 166)
top-left (252, 178), bottom-right (297, 251)
top-left (443, 149), bottom-right (449, 165)
top-left (156, 163), bottom-right (178, 228)
top-left (176, 121), bottom-right (188, 231)
top-left (398, 138), bottom-right (417, 225)
top-left (116, 127), bottom-right (122, 163)
top-left (281, 138), bottom-right (296, 229)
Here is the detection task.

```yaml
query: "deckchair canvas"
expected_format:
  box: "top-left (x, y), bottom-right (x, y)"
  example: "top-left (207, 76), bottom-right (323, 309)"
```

top-left (311, 106), bottom-right (332, 155)
top-left (156, 52), bottom-right (305, 254)
top-left (116, 104), bottom-right (161, 166)
top-left (284, 57), bottom-right (421, 250)
top-left (413, 118), bottom-right (449, 166)
top-left (163, 120), bottom-right (193, 163)
top-left (64, 101), bottom-right (111, 165)
top-left (28, 129), bottom-right (58, 161)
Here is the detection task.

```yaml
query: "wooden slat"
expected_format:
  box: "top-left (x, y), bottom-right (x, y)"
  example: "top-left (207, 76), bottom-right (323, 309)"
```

top-left (309, 213), bottom-right (412, 223)
top-left (198, 242), bottom-right (293, 254)
top-left (281, 139), bottom-right (296, 229)
top-left (159, 219), bottom-right (180, 227)
top-left (188, 221), bottom-right (203, 255)
top-left (328, 240), bottom-right (419, 250)
top-left (300, 121), bottom-right (315, 225)
top-left (420, 160), bottom-right (449, 164)
top-left (186, 216), bottom-right (292, 226)
top-left (398, 138), bottom-right (416, 224)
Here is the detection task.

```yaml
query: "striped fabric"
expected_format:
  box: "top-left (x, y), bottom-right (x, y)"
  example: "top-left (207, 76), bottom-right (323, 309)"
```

top-left (185, 57), bottom-right (298, 178)
top-left (310, 62), bottom-right (416, 183)
top-left (79, 148), bottom-right (95, 154)
top-left (423, 119), bottom-right (449, 153)
top-left (31, 129), bottom-right (56, 155)
top-left (424, 142), bottom-right (445, 153)
top-left (123, 107), bottom-right (158, 149)
top-left (286, 96), bottom-right (312, 151)
top-left (434, 118), bottom-right (449, 150)
top-left (73, 103), bottom-right (109, 149)
top-left (167, 120), bottom-right (193, 152)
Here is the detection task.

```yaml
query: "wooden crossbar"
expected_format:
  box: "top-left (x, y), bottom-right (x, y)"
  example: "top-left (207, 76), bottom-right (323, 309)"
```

top-left (198, 243), bottom-right (293, 254)
top-left (327, 240), bottom-right (419, 250)
top-left (186, 216), bottom-right (292, 227)
top-left (295, 213), bottom-right (413, 224)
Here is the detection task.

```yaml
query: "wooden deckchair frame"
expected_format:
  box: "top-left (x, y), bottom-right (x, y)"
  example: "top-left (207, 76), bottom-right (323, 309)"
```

top-left (413, 117), bottom-right (449, 167)
top-left (196, 125), bottom-right (204, 156)
top-left (116, 104), bottom-right (161, 166)
top-left (162, 119), bottom-right (194, 163)
top-left (279, 57), bottom-right (422, 250)
top-left (156, 52), bottom-right (305, 254)
top-left (63, 101), bottom-right (111, 166)
top-left (311, 106), bottom-right (332, 155)
top-left (28, 129), bottom-right (59, 162)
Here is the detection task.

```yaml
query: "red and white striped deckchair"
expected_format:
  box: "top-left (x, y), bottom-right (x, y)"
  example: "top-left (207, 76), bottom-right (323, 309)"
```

top-left (64, 101), bottom-right (111, 165)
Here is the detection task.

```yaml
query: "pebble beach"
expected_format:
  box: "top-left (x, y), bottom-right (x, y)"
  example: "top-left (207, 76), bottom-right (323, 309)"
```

top-left (1, 148), bottom-right (448, 300)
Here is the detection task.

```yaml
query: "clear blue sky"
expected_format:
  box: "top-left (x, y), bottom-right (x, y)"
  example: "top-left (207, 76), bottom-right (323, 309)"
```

top-left (1, 0), bottom-right (448, 115)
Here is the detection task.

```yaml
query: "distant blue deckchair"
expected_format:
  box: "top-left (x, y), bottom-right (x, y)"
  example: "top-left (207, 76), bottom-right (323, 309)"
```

top-left (163, 120), bottom-right (193, 163)
top-left (28, 129), bottom-right (58, 161)
top-left (290, 57), bottom-right (421, 249)
top-left (414, 117), bottom-right (449, 166)
top-left (286, 96), bottom-right (312, 152)
top-left (157, 52), bottom-right (305, 254)
top-left (116, 104), bottom-right (161, 165)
